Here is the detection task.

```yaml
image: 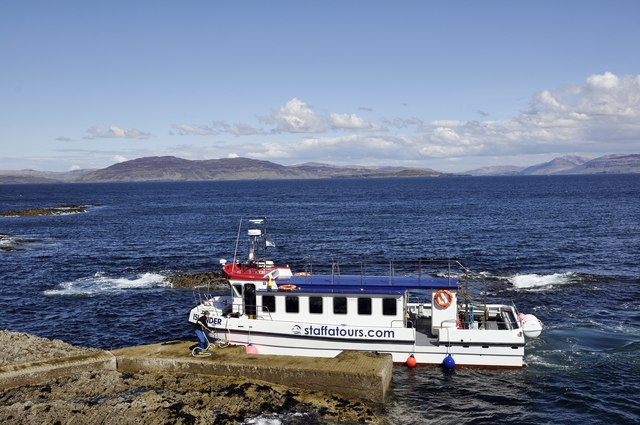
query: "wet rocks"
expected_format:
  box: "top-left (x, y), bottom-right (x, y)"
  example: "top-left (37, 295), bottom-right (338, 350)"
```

top-left (0, 331), bottom-right (100, 367)
top-left (0, 204), bottom-right (89, 217)
top-left (167, 272), bottom-right (227, 289)
top-left (0, 370), bottom-right (386, 424)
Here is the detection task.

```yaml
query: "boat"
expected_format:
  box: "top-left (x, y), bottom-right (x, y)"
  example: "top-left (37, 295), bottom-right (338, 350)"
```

top-left (188, 218), bottom-right (543, 368)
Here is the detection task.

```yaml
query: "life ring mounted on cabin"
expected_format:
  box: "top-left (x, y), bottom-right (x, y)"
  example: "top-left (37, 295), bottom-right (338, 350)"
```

top-left (278, 284), bottom-right (297, 291)
top-left (434, 289), bottom-right (454, 308)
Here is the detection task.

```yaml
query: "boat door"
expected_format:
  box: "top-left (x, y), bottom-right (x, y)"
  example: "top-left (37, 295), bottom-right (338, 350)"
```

top-left (244, 284), bottom-right (257, 319)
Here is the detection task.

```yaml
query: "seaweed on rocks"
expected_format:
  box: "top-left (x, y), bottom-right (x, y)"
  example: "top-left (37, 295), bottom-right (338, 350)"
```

top-left (0, 205), bottom-right (90, 217)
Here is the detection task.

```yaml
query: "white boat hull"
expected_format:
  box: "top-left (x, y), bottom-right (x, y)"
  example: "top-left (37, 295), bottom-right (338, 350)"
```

top-left (194, 311), bottom-right (526, 368)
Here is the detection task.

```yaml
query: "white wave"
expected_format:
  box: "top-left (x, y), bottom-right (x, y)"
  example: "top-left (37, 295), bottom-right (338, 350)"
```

top-left (243, 412), bottom-right (309, 425)
top-left (0, 234), bottom-right (16, 246)
top-left (0, 233), bottom-right (21, 251)
top-left (243, 415), bottom-right (282, 425)
top-left (44, 272), bottom-right (170, 296)
top-left (510, 272), bottom-right (577, 290)
top-left (524, 353), bottom-right (574, 370)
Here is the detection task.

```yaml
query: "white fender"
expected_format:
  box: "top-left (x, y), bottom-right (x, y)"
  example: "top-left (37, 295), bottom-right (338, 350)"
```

top-left (521, 314), bottom-right (543, 338)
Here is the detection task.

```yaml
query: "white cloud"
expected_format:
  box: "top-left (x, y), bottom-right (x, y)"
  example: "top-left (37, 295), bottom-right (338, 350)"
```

top-left (233, 72), bottom-right (640, 167)
top-left (113, 155), bottom-right (127, 163)
top-left (244, 134), bottom-right (415, 164)
top-left (329, 113), bottom-right (385, 131)
top-left (172, 124), bottom-right (216, 136)
top-left (85, 126), bottom-right (151, 140)
top-left (586, 71), bottom-right (620, 90)
top-left (399, 71), bottom-right (640, 159)
top-left (272, 98), bottom-right (324, 133)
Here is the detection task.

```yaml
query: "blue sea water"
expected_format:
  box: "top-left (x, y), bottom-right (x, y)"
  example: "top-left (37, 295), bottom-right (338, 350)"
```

top-left (1, 175), bottom-right (639, 424)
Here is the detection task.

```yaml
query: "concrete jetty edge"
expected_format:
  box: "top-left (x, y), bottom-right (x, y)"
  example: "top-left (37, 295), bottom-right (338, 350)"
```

top-left (114, 341), bottom-right (393, 403)
top-left (0, 341), bottom-right (393, 403)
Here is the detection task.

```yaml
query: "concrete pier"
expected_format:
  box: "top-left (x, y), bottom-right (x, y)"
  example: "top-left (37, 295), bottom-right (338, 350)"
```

top-left (1, 340), bottom-right (393, 403)
top-left (114, 341), bottom-right (393, 403)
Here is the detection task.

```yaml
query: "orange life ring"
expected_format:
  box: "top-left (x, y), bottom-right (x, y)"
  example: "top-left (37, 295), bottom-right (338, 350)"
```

top-left (278, 284), bottom-right (297, 291)
top-left (294, 272), bottom-right (310, 276)
top-left (434, 289), bottom-right (454, 308)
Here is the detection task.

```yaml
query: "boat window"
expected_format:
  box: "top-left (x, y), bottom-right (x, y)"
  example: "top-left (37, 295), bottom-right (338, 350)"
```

top-left (244, 284), bottom-right (257, 317)
top-left (285, 296), bottom-right (299, 313)
top-left (358, 298), bottom-right (372, 315)
top-left (333, 297), bottom-right (347, 315)
top-left (262, 295), bottom-right (275, 313)
top-left (309, 296), bottom-right (323, 314)
top-left (382, 298), bottom-right (397, 316)
top-left (232, 284), bottom-right (242, 297)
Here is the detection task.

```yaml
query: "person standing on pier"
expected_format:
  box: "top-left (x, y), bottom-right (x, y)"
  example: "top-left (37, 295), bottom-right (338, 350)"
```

top-left (195, 310), bottom-right (211, 351)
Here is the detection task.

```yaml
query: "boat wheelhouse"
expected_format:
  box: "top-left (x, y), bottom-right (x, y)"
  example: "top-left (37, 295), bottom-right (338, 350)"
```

top-left (188, 218), bottom-right (542, 368)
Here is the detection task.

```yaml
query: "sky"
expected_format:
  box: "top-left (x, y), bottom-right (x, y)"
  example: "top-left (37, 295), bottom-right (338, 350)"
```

top-left (1, 1), bottom-right (639, 173)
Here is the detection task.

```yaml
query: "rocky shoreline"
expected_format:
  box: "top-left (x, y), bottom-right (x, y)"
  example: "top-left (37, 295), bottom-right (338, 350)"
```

top-left (167, 271), bottom-right (228, 289)
top-left (0, 331), bottom-right (389, 424)
top-left (0, 204), bottom-right (89, 217)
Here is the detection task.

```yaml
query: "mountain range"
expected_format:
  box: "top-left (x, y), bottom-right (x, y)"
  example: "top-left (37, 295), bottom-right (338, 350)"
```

top-left (466, 154), bottom-right (640, 176)
top-left (1, 154), bottom-right (639, 184)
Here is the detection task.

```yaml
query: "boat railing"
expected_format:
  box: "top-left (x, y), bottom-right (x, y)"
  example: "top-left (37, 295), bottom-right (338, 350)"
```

top-left (257, 305), bottom-right (274, 321)
top-left (200, 301), bottom-right (227, 317)
top-left (457, 305), bottom-right (520, 331)
top-left (193, 286), bottom-right (214, 306)
top-left (291, 257), bottom-right (467, 284)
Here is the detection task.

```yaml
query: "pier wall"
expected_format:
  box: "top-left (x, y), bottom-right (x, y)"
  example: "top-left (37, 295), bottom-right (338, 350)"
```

top-left (0, 341), bottom-right (392, 403)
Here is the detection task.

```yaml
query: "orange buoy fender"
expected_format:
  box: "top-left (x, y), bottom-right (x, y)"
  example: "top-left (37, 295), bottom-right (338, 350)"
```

top-left (434, 289), bottom-right (454, 308)
top-left (278, 284), bottom-right (297, 291)
top-left (406, 354), bottom-right (417, 368)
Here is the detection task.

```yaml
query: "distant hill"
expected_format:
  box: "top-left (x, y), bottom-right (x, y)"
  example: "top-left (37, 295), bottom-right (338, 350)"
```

top-left (464, 154), bottom-right (640, 176)
top-left (463, 165), bottom-right (524, 176)
top-left (74, 156), bottom-right (447, 182)
top-left (519, 155), bottom-right (588, 175)
top-left (75, 156), bottom-right (307, 182)
top-left (289, 162), bottom-right (442, 178)
top-left (0, 168), bottom-right (95, 184)
top-left (568, 154), bottom-right (640, 174)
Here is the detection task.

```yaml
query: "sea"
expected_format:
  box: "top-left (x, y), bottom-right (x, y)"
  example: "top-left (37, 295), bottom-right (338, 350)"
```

top-left (1, 175), bottom-right (638, 424)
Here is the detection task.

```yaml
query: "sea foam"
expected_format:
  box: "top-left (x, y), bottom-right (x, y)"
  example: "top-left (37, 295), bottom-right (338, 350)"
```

top-left (510, 272), bottom-right (577, 290)
top-left (0, 234), bottom-right (16, 247)
top-left (44, 272), bottom-right (170, 296)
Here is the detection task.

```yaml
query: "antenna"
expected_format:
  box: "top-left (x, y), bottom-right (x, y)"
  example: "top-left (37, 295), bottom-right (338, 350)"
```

top-left (231, 219), bottom-right (243, 270)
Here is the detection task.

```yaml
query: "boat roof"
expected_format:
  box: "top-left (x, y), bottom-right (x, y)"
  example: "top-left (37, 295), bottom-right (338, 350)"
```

top-left (267, 274), bottom-right (458, 295)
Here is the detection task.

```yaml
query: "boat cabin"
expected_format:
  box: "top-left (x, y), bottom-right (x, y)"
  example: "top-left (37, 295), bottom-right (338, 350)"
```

top-left (225, 274), bottom-right (459, 333)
